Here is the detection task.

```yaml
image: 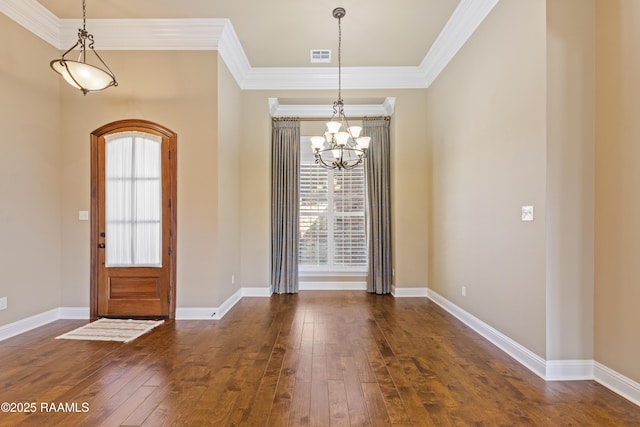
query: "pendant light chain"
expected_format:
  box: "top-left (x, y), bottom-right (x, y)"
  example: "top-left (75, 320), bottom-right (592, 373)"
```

top-left (82, 0), bottom-right (87, 31)
top-left (337, 14), bottom-right (342, 101)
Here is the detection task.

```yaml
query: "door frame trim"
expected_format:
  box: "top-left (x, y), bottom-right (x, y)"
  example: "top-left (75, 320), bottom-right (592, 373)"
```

top-left (90, 119), bottom-right (177, 319)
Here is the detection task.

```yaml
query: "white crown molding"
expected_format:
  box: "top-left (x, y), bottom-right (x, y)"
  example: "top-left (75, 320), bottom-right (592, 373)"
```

top-left (242, 66), bottom-right (429, 90)
top-left (421, 0), bottom-right (500, 87)
top-left (0, 0), bottom-right (59, 47)
top-left (217, 20), bottom-right (252, 87)
top-left (268, 97), bottom-right (395, 118)
top-left (2, 0), bottom-right (499, 90)
top-left (59, 18), bottom-right (228, 51)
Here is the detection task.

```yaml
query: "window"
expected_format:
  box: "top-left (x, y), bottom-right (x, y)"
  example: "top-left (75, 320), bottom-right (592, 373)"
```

top-left (299, 137), bottom-right (367, 273)
top-left (104, 131), bottom-right (162, 267)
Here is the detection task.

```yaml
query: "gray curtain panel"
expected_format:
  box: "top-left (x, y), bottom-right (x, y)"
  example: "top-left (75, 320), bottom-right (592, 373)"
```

top-left (364, 118), bottom-right (392, 294)
top-left (271, 119), bottom-right (300, 294)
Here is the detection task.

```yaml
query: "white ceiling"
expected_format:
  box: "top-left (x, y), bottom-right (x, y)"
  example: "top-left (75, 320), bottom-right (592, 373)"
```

top-left (2, 0), bottom-right (500, 90)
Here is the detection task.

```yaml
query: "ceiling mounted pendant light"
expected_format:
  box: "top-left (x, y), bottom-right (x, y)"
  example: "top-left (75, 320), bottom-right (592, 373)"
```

top-left (311, 7), bottom-right (371, 170)
top-left (50, 0), bottom-right (117, 95)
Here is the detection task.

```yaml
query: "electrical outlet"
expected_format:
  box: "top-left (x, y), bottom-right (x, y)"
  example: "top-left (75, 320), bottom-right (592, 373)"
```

top-left (522, 205), bottom-right (534, 221)
top-left (231, 275), bottom-right (235, 284)
top-left (461, 286), bottom-right (466, 297)
top-left (0, 297), bottom-right (7, 310)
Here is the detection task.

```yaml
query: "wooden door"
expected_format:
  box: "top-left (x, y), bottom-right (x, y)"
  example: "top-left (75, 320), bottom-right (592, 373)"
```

top-left (90, 120), bottom-right (177, 319)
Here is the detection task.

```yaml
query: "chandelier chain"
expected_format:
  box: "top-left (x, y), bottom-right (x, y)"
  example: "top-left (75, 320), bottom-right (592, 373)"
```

top-left (311, 7), bottom-right (368, 170)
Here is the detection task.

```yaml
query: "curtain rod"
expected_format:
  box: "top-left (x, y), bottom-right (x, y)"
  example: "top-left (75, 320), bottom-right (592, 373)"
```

top-left (272, 116), bottom-right (390, 122)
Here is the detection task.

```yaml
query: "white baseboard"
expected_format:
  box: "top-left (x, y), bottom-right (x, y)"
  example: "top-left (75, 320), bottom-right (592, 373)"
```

top-left (0, 308), bottom-right (60, 341)
top-left (427, 288), bottom-right (547, 379)
top-left (175, 307), bottom-right (217, 320)
top-left (392, 286), bottom-right (429, 297)
top-left (172, 287), bottom-right (271, 319)
top-left (595, 361), bottom-right (640, 407)
top-left (426, 288), bottom-right (640, 408)
top-left (213, 288), bottom-right (243, 319)
top-left (300, 281), bottom-right (367, 290)
top-left (175, 287), bottom-right (271, 319)
top-left (241, 287), bottom-right (272, 297)
top-left (545, 360), bottom-right (594, 381)
top-left (0, 287), bottom-right (272, 338)
top-left (59, 307), bottom-right (90, 319)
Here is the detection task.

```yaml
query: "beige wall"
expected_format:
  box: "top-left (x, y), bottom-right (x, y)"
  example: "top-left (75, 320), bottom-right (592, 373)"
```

top-left (216, 59), bottom-right (243, 302)
top-left (546, 0), bottom-right (595, 361)
top-left (239, 89), bottom-right (430, 291)
top-left (59, 50), bottom-right (222, 308)
top-left (0, 16), bottom-right (62, 325)
top-left (595, 0), bottom-right (640, 382)
top-left (427, 0), bottom-right (548, 356)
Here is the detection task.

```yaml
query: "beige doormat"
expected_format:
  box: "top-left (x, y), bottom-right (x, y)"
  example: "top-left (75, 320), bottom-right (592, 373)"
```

top-left (55, 318), bottom-right (164, 343)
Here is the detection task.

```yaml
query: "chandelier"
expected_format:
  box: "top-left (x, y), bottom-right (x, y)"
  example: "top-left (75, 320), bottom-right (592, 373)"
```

top-left (50, 0), bottom-right (117, 95)
top-left (311, 7), bottom-right (371, 170)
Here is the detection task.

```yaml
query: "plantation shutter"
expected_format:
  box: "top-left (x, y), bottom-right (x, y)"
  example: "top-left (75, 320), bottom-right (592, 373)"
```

top-left (332, 167), bottom-right (367, 267)
top-left (299, 136), bottom-right (367, 271)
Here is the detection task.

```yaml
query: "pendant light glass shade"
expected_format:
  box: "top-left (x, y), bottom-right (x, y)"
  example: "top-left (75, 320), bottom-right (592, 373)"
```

top-left (51, 59), bottom-right (117, 93)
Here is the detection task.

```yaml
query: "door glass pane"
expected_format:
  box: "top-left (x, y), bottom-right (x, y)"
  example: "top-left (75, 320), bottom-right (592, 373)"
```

top-left (105, 131), bottom-right (162, 267)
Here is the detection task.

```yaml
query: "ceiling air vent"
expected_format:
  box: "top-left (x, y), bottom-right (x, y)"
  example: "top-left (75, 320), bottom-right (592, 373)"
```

top-left (310, 49), bottom-right (332, 63)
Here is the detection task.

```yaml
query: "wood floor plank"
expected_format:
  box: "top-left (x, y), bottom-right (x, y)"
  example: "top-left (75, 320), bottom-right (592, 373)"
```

top-left (289, 380), bottom-right (312, 426)
top-left (310, 356), bottom-right (330, 427)
top-left (267, 349), bottom-right (299, 427)
top-left (361, 382), bottom-right (393, 427)
top-left (120, 385), bottom-right (169, 426)
top-left (99, 384), bottom-right (156, 427)
top-left (327, 380), bottom-right (350, 427)
top-left (341, 356), bottom-right (373, 427)
top-left (0, 291), bottom-right (638, 426)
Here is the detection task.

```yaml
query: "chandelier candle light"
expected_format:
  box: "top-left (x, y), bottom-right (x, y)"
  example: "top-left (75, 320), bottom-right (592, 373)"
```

top-left (311, 7), bottom-right (371, 170)
top-left (50, 0), bottom-right (117, 95)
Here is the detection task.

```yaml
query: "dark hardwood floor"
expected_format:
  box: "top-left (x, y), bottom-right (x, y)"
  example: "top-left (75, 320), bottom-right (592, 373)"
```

top-left (0, 291), bottom-right (639, 426)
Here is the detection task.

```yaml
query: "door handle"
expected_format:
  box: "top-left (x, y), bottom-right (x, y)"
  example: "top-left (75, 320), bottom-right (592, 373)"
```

top-left (98, 243), bottom-right (105, 249)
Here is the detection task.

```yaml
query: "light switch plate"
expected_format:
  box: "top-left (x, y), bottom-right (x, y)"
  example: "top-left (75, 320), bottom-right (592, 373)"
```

top-left (522, 205), bottom-right (534, 221)
top-left (79, 211), bottom-right (89, 221)
top-left (0, 297), bottom-right (7, 311)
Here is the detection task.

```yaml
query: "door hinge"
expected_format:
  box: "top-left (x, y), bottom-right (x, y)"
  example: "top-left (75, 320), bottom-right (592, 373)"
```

top-left (168, 151), bottom-right (171, 160)
top-left (168, 199), bottom-right (171, 208)
top-left (168, 247), bottom-right (172, 256)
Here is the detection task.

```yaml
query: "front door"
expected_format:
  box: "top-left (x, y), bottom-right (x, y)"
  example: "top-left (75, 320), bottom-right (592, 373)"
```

top-left (90, 119), bottom-right (177, 319)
